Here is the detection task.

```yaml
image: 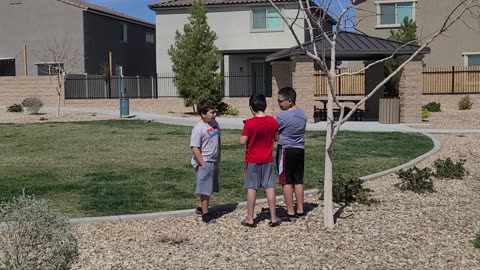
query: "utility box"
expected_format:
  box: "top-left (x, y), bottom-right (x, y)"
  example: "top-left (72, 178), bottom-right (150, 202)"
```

top-left (379, 97), bottom-right (400, 124)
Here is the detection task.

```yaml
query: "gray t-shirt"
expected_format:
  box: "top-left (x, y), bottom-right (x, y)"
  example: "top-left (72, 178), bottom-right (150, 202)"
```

top-left (190, 120), bottom-right (220, 166)
top-left (276, 108), bottom-right (307, 149)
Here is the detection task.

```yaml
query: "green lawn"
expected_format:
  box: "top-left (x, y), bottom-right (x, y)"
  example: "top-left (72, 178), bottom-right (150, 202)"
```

top-left (0, 120), bottom-right (433, 217)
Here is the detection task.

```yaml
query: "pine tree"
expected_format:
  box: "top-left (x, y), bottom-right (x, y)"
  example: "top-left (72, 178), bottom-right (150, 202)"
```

top-left (384, 17), bottom-right (418, 97)
top-left (168, 1), bottom-right (223, 112)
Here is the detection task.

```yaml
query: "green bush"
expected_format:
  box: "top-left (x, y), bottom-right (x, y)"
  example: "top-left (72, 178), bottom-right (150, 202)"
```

top-left (422, 102), bottom-right (441, 112)
top-left (458, 96), bottom-right (473, 110)
top-left (217, 102), bottom-right (239, 116)
top-left (433, 158), bottom-right (467, 179)
top-left (422, 108), bottom-right (430, 119)
top-left (396, 166), bottom-right (435, 193)
top-left (6, 104), bottom-right (23, 113)
top-left (474, 232), bottom-right (480, 249)
top-left (21, 97), bottom-right (44, 114)
top-left (0, 193), bottom-right (78, 269)
top-left (321, 176), bottom-right (378, 205)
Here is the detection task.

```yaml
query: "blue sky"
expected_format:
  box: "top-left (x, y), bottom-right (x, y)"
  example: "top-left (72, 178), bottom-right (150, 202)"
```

top-left (83, 0), bottom-right (353, 25)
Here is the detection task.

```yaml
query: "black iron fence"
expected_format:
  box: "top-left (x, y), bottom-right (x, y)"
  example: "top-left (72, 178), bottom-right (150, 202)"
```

top-left (64, 72), bottom-right (271, 99)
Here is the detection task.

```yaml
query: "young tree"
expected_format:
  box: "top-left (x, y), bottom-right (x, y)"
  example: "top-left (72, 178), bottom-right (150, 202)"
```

top-left (385, 17), bottom-right (418, 97)
top-left (168, 1), bottom-right (223, 112)
top-left (33, 34), bottom-right (82, 116)
top-left (268, 0), bottom-right (479, 228)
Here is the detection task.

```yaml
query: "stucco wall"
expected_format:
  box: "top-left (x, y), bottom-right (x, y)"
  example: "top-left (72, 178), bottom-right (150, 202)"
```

top-left (355, 0), bottom-right (480, 66)
top-left (0, 0), bottom-right (85, 76)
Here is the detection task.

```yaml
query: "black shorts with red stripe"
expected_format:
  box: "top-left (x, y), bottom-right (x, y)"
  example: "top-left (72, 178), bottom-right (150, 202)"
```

top-left (276, 146), bottom-right (305, 186)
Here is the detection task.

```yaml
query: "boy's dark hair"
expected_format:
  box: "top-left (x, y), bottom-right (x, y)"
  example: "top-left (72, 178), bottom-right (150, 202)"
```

top-left (198, 100), bottom-right (217, 116)
top-left (249, 94), bottom-right (267, 112)
top-left (278, 87), bottom-right (297, 104)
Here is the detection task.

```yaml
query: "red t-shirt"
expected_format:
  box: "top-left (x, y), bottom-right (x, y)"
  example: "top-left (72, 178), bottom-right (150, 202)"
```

top-left (241, 115), bottom-right (278, 164)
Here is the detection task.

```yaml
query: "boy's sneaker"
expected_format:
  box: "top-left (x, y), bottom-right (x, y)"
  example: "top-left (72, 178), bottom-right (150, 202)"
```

top-left (296, 212), bottom-right (306, 220)
top-left (195, 207), bottom-right (202, 215)
top-left (285, 214), bottom-right (299, 222)
top-left (202, 213), bottom-right (216, 224)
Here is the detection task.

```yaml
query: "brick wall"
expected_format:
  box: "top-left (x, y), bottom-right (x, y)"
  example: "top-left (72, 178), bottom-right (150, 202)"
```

top-left (399, 59), bottom-right (423, 123)
top-left (421, 94), bottom-right (480, 110)
top-left (290, 57), bottom-right (318, 122)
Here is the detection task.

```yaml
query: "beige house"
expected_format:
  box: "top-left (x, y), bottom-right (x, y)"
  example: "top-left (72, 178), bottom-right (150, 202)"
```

top-left (355, 0), bottom-right (480, 67)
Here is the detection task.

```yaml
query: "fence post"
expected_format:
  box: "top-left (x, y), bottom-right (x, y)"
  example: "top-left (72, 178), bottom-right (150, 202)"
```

top-left (84, 73), bottom-right (88, 99)
top-left (338, 69), bottom-right (342, 96)
top-left (136, 76), bottom-right (140, 98)
top-left (451, 66), bottom-right (455, 94)
top-left (151, 76), bottom-right (154, 99)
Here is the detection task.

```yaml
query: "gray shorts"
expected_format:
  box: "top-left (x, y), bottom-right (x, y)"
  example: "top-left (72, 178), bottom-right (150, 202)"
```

top-left (195, 162), bottom-right (219, 196)
top-left (244, 162), bottom-right (275, 190)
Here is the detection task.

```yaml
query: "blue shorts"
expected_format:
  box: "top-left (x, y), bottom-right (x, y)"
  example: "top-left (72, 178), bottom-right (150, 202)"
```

top-left (195, 162), bottom-right (219, 196)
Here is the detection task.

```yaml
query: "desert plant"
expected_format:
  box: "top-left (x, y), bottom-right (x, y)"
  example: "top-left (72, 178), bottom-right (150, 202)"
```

top-left (396, 166), bottom-right (435, 193)
top-left (217, 102), bottom-right (239, 116)
top-left (321, 176), bottom-right (378, 205)
top-left (474, 232), bottom-right (480, 249)
top-left (422, 108), bottom-right (430, 119)
top-left (458, 96), bottom-right (473, 110)
top-left (433, 158), bottom-right (467, 179)
top-left (423, 102), bottom-right (441, 112)
top-left (21, 97), bottom-right (44, 114)
top-left (6, 104), bottom-right (23, 113)
top-left (0, 193), bottom-right (78, 270)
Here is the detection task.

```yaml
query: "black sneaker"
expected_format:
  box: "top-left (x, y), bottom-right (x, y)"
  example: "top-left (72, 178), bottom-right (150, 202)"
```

top-left (296, 212), bottom-right (306, 220)
top-left (195, 207), bottom-right (202, 215)
top-left (286, 214), bottom-right (299, 222)
top-left (202, 213), bottom-right (216, 224)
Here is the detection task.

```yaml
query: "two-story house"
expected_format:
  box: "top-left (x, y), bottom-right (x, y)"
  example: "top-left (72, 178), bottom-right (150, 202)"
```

top-left (355, 0), bottom-right (480, 67)
top-left (0, 0), bottom-right (156, 77)
top-left (149, 0), bottom-right (334, 97)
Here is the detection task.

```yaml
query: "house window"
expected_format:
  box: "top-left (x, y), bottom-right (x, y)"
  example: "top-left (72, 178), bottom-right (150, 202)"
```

top-left (121, 23), bottom-right (128, 42)
top-left (463, 53), bottom-right (480, 66)
top-left (10, 0), bottom-right (21, 5)
top-left (376, 1), bottom-right (415, 28)
top-left (145, 32), bottom-right (154, 44)
top-left (251, 8), bottom-right (282, 31)
top-left (36, 63), bottom-right (64, 76)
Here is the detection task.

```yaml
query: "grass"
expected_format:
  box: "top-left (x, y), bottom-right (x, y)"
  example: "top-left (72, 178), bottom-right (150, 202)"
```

top-left (474, 232), bottom-right (480, 249)
top-left (0, 120), bottom-right (433, 218)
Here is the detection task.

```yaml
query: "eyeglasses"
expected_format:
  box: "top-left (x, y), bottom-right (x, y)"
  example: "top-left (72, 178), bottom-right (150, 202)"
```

top-left (278, 99), bottom-right (289, 104)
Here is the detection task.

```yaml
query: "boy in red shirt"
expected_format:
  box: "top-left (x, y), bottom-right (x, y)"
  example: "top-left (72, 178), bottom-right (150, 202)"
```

top-left (240, 94), bottom-right (280, 227)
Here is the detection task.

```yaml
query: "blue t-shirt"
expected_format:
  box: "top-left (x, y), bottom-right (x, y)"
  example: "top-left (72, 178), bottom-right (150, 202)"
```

top-left (276, 108), bottom-right (307, 149)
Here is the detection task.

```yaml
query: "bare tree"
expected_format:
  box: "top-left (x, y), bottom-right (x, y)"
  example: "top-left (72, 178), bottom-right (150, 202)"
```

top-left (33, 34), bottom-right (82, 116)
top-left (268, 0), bottom-right (479, 228)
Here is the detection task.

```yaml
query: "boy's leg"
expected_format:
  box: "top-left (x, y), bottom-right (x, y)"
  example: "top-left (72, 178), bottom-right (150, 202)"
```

top-left (265, 188), bottom-right (279, 223)
top-left (294, 184), bottom-right (305, 214)
top-left (200, 195), bottom-right (210, 214)
top-left (282, 184), bottom-right (295, 215)
top-left (246, 189), bottom-right (257, 224)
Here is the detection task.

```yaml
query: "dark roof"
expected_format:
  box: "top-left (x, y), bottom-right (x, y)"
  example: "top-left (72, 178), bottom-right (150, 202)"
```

top-left (149, 0), bottom-right (297, 9)
top-left (58, 0), bottom-right (155, 27)
top-left (266, 31), bottom-right (430, 62)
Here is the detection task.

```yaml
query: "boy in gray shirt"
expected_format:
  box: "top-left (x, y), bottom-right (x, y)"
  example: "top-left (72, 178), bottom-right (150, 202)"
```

top-left (190, 100), bottom-right (221, 224)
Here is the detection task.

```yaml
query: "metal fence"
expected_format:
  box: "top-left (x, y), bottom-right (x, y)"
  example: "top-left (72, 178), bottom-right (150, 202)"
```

top-left (423, 66), bottom-right (480, 95)
top-left (64, 73), bottom-right (270, 99)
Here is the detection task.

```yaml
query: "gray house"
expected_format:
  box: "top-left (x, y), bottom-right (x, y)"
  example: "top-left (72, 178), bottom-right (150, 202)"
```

top-left (149, 0), bottom-right (334, 97)
top-left (0, 0), bottom-right (156, 77)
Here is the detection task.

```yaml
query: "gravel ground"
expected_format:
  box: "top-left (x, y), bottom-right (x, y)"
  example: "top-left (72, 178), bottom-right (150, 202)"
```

top-left (411, 106), bottom-right (480, 129)
top-left (2, 107), bottom-right (479, 269)
top-left (0, 110), bottom-right (116, 124)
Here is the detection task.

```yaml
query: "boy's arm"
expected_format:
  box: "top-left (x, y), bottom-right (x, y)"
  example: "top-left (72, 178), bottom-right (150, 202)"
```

top-left (191, 146), bottom-right (206, 168)
top-left (240, 135), bottom-right (248, 145)
top-left (274, 132), bottom-right (279, 142)
top-left (218, 134), bottom-right (221, 162)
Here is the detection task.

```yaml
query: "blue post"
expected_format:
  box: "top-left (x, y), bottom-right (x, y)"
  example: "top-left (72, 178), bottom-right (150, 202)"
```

top-left (116, 67), bottom-right (129, 117)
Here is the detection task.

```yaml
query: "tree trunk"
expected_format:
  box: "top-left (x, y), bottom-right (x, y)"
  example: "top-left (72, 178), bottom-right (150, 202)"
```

top-left (323, 89), bottom-right (335, 229)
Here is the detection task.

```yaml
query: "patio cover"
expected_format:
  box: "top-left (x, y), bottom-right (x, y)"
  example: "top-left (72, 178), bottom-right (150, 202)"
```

top-left (266, 31), bottom-right (430, 62)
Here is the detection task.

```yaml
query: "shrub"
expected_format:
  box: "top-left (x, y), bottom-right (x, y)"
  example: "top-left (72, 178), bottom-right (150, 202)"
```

top-left (0, 193), bottom-right (78, 270)
top-left (422, 108), bottom-right (430, 119)
top-left (217, 102), bottom-right (240, 116)
top-left (396, 166), bottom-right (435, 193)
top-left (474, 232), bottom-right (480, 249)
top-left (6, 104), bottom-right (23, 113)
top-left (458, 96), bottom-right (473, 110)
top-left (433, 158), bottom-right (467, 180)
top-left (21, 97), bottom-right (43, 114)
top-left (321, 176), bottom-right (378, 205)
top-left (422, 102), bottom-right (441, 112)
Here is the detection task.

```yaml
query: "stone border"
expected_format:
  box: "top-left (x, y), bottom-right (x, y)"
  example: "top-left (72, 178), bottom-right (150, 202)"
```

top-left (69, 132), bottom-right (441, 225)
